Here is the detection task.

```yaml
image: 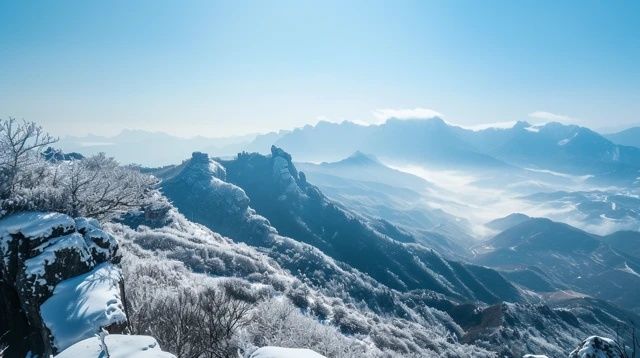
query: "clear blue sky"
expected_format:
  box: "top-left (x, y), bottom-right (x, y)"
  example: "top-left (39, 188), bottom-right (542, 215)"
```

top-left (1, 0), bottom-right (638, 137)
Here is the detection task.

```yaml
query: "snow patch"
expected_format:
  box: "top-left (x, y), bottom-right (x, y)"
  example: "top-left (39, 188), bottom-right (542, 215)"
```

top-left (619, 262), bottom-right (640, 279)
top-left (41, 263), bottom-right (127, 352)
top-left (558, 133), bottom-right (578, 146)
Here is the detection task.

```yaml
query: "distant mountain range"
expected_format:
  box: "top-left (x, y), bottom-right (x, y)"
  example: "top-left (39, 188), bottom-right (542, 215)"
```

top-left (605, 126), bottom-right (640, 148)
top-left (246, 118), bottom-right (640, 184)
top-left (61, 120), bottom-right (640, 186)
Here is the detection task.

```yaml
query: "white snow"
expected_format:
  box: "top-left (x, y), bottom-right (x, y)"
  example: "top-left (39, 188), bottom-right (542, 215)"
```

top-left (55, 334), bottom-right (175, 358)
top-left (0, 212), bottom-right (75, 239)
top-left (250, 346), bottom-right (326, 358)
top-left (0, 212), bottom-right (76, 255)
top-left (558, 133), bottom-right (578, 146)
top-left (619, 262), bottom-right (640, 279)
top-left (24, 233), bottom-right (92, 277)
top-left (41, 263), bottom-right (127, 352)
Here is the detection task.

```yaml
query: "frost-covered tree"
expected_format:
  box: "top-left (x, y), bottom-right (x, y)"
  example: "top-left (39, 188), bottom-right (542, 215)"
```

top-left (0, 118), bottom-right (56, 202)
top-left (55, 153), bottom-right (157, 219)
top-left (0, 118), bottom-right (157, 219)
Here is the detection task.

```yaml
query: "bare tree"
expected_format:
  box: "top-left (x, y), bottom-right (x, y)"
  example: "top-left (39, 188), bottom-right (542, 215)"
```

top-left (197, 288), bottom-right (252, 358)
top-left (57, 154), bottom-right (157, 219)
top-left (152, 290), bottom-right (203, 358)
top-left (0, 118), bottom-right (57, 196)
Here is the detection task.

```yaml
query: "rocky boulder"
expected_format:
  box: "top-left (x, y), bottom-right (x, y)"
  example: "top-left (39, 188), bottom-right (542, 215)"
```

top-left (0, 212), bottom-right (125, 357)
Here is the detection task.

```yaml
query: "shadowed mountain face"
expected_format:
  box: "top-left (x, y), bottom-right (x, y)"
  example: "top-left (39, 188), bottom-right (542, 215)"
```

top-left (156, 148), bottom-right (522, 304)
top-left (218, 147), bottom-right (522, 302)
top-left (296, 152), bottom-right (474, 258)
top-left (474, 218), bottom-right (640, 313)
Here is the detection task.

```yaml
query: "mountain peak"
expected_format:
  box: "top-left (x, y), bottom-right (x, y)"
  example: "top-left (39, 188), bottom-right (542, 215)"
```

top-left (191, 151), bottom-right (209, 162)
top-left (343, 151), bottom-right (379, 165)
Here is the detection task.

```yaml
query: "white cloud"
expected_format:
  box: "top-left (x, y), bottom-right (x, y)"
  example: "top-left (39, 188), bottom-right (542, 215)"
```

top-left (371, 107), bottom-right (443, 124)
top-left (528, 111), bottom-right (576, 123)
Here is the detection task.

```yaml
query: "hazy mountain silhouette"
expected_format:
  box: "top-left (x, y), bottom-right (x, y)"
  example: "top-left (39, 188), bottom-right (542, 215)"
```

top-left (605, 127), bottom-right (640, 148)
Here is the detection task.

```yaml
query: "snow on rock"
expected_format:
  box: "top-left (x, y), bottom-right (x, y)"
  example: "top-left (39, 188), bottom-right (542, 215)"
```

top-left (24, 233), bottom-right (92, 278)
top-left (76, 217), bottom-right (119, 262)
top-left (0, 212), bottom-right (75, 255)
top-left (250, 346), bottom-right (326, 358)
top-left (523, 355), bottom-right (549, 358)
top-left (41, 263), bottom-right (127, 352)
top-left (270, 145), bottom-right (306, 200)
top-left (568, 336), bottom-right (623, 358)
top-left (55, 334), bottom-right (175, 358)
top-left (0, 212), bottom-right (125, 357)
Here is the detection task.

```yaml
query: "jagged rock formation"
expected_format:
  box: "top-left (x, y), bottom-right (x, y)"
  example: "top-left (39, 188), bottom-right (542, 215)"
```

top-left (0, 212), bottom-right (125, 356)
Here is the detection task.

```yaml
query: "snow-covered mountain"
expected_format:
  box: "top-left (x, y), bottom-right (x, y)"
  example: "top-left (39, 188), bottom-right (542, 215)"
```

top-left (154, 148), bottom-right (522, 303)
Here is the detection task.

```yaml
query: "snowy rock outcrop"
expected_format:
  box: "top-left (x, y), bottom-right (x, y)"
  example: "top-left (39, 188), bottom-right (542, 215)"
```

top-left (568, 336), bottom-right (624, 358)
top-left (0, 212), bottom-right (125, 357)
top-left (270, 145), bottom-right (307, 201)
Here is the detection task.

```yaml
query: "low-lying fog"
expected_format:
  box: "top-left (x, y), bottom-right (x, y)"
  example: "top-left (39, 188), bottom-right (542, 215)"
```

top-left (387, 163), bottom-right (640, 237)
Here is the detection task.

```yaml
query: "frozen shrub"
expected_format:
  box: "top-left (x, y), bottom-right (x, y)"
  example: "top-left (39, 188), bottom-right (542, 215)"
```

top-left (243, 299), bottom-right (369, 358)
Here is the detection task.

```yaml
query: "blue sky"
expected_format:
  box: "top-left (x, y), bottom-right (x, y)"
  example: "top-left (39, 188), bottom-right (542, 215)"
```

top-left (1, 0), bottom-right (639, 137)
